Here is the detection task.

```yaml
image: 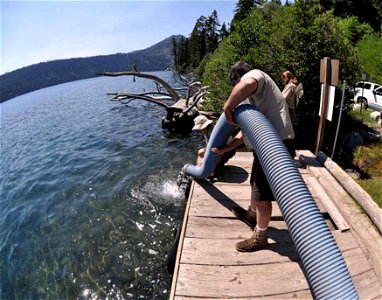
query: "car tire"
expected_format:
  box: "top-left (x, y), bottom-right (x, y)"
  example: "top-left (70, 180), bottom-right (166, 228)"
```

top-left (357, 97), bottom-right (368, 109)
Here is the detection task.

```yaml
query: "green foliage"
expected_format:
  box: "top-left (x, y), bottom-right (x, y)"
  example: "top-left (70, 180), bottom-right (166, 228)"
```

top-left (201, 0), bottom-right (361, 151)
top-left (348, 107), bottom-right (375, 124)
top-left (319, 0), bottom-right (382, 33)
top-left (354, 141), bottom-right (382, 207)
top-left (201, 39), bottom-right (240, 112)
top-left (338, 16), bottom-right (374, 45)
top-left (356, 33), bottom-right (382, 83)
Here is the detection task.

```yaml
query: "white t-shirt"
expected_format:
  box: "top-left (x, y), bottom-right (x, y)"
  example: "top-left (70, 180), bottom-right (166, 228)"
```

top-left (241, 69), bottom-right (295, 140)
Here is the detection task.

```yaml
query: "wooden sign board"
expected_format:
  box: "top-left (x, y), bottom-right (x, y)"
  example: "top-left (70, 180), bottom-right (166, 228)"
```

top-left (320, 58), bottom-right (339, 86)
top-left (331, 59), bottom-right (339, 86)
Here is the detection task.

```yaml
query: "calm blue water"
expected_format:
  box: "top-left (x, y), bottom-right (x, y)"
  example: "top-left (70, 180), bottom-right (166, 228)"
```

top-left (0, 72), bottom-right (201, 299)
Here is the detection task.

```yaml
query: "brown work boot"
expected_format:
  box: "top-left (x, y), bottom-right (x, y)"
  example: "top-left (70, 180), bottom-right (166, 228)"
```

top-left (232, 206), bottom-right (257, 228)
top-left (235, 229), bottom-right (268, 252)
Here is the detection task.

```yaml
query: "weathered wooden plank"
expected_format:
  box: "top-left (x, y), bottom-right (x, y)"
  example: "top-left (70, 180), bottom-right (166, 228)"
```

top-left (193, 180), bottom-right (251, 199)
top-left (180, 230), bottom-right (358, 266)
top-left (181, 236), bottom-right (299, 265)
top-left (300, 173), bottom-right (329, 214)
top-left (227, 151), bottom-right (254, 160)
top-left (176, 248), bottom-right (373, 299)
top-left (316, 171), bottom-right (382, 282)
top-left (170, 180), bottom-right (196, 300)
top-left (175, 263), bottom-right (310, 298)
top-left (185, 217), bottom-right (289, 239)
top-left (297, 150), bottom-right (382, 284)
top-left (190, 198), bottom-right (284, 218)
top-left (185, 216), bottom-right (255, 239)
top-left (175, 290), bottom-right (312, 300)
top-left (305, 176), bottom-right (350, 231)
top-left (352, 270), bottom-right (382, 300)
top-left (212, 172), bottom-right (250, 184)
top-left (316, 151), bottom-right (382, 234)
top-left (224, 152), bottom-right (253, 166)
top-left (298, 167), bottom-right (310, 175)
top-left (297, 149), bottom-right (322, 167)
top-left (343, 248), bottom-right (372, 271)
top-left (171, 151), bottom-right (382, 300)
top-left (331, 230), bottom-right (361, 252)
top-left (193, 177), bottom-right (327, 217)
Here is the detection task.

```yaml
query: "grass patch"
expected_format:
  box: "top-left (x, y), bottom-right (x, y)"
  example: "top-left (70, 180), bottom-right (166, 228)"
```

top-left (348, 108), bottom-right (375, 124)
top-left (353, 142), bottom-right (382, 207)
top-left (347, 107), bottom-right (382, 207)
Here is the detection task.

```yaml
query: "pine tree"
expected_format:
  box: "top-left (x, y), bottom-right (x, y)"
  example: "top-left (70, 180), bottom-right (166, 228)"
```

top-left (231, 0), bottom-right (258, 31)
top-left (172, 10), bottom-right (226, 72)
top-left (205, 10), bottom-right (220, 53)
top-left (219, 22), bottom-right (230, 40)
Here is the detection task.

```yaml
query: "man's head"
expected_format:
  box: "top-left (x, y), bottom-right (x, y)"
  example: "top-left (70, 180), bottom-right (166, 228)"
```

top-left (192, 115), bottom-right (213, 132)
top-left (229, 61), bottom-right (252, 85)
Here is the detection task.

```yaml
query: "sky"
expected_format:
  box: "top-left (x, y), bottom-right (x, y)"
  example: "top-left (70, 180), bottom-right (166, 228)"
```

top-left (0, 0), bottom-right (237, 75)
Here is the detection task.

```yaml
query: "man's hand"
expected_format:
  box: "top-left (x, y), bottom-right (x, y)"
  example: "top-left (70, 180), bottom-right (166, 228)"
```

top-left (223, 102), bottom-right (238, 126)
top-left (211, 147), bottom-right (224, 157)
top-left (223, 77), bottom-right (257, 126)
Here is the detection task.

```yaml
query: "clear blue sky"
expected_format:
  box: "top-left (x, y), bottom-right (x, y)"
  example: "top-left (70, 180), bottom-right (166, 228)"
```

top-left (1, 0), bottom-right (237, 75)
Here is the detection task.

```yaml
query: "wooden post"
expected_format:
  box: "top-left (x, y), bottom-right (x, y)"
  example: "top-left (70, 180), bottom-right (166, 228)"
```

top-left (315, 57), bottom-right (331, 154)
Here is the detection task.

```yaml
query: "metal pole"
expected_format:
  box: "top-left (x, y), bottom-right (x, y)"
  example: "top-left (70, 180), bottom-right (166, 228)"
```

top-left (361, 80), bottom-right (364, 112)
top-left (331, 80), bottom-right (346, 159)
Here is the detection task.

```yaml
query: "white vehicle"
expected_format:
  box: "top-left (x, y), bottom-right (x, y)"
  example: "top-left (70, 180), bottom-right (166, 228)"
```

top-left (353, 81), bottom-right (382, 112)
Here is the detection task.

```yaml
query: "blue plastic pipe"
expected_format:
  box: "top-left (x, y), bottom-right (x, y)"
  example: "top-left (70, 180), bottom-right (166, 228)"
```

top-left (183, 104), bottom-right (359, 299)
top-left (182, 113), bottom-right (237, 178)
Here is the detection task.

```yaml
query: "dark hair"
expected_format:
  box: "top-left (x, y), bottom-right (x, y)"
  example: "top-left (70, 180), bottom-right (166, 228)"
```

top-left (282, 70), bottom-right (298, 85)
top-left (229, 61), bottom-right (253, 79)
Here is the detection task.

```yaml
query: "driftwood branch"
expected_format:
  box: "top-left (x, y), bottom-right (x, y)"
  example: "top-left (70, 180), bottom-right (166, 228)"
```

top-left (97, 71), bottom-right (180, 101)
top-left (108, 91), bottom-right (174, 101)
top-left (109, 93), bottom-right (170, 109)
top-left (98, 70), bottom-right (211, 134)
top-left (183, 91), bottom-right (209, 114)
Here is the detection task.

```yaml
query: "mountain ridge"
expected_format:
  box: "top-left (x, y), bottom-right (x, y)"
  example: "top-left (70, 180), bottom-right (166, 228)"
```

top-left (0, 35), bottom-right (182, 102)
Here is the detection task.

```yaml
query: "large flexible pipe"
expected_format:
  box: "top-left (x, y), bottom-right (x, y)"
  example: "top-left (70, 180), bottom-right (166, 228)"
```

top-left (183, 104), bottom-right (358, 299)
top-left (182, 113), bottom-right (237, 178)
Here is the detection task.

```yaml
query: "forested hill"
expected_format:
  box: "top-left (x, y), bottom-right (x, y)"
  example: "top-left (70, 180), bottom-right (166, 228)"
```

top-left (0, 35), bottom-right (182, 103)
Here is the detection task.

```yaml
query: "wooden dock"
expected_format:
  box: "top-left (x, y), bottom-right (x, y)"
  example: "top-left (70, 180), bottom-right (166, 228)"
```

top-left (170, 151), bottom-right (382, 299)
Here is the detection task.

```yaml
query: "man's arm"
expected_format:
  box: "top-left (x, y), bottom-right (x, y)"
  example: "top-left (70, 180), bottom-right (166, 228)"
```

top-left (224, 77), bottom-right (258, 125)
top-left (211, 131), bottom-right (244, 156)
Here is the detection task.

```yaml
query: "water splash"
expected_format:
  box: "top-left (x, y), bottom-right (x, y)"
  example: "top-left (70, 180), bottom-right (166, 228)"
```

top-left (160, 180), bottom-right (182, 198)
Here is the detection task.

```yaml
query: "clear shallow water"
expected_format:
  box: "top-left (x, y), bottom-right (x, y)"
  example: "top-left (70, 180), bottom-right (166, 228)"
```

top-left (0, 72), bottom-right (201, 299)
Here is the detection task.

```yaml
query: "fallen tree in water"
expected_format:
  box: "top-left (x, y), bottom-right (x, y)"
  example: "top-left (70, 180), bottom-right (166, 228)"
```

top-left (97, 69), bottom-right (215, 134)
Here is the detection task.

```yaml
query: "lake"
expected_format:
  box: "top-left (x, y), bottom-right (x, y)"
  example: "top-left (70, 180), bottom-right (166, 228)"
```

top-left (0, 72), bottom-right (202, 299)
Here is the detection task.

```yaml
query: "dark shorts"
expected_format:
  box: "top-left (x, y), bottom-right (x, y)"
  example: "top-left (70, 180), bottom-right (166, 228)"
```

top-left (250, 139), bottom-right (295, 201)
